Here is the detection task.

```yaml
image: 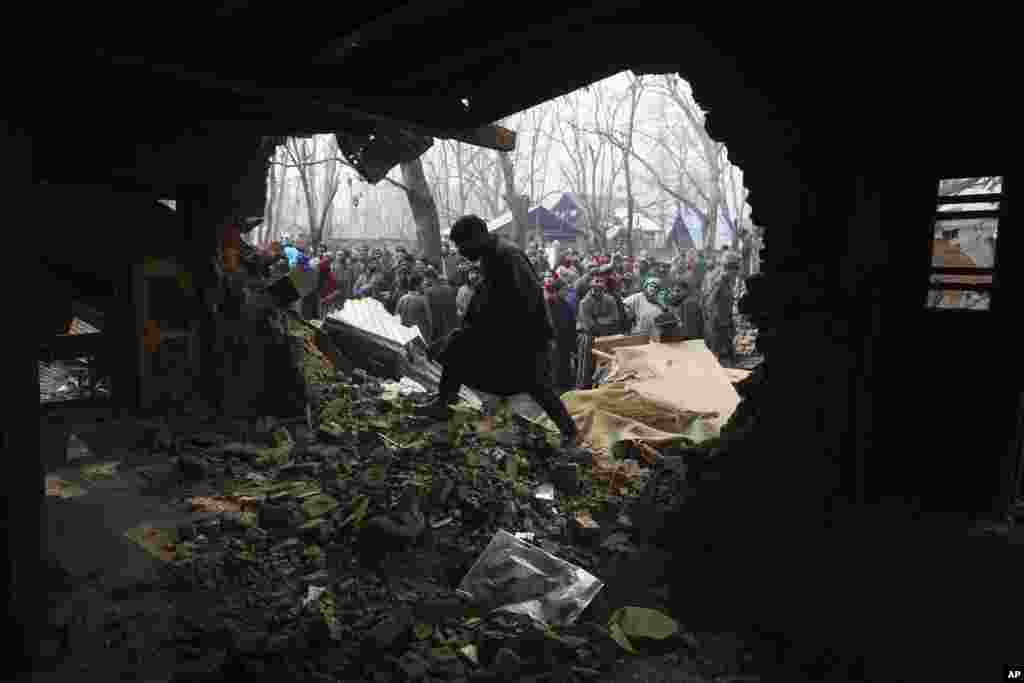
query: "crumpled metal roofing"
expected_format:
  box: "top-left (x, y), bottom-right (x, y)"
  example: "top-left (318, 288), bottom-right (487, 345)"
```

top-left (328, 297), bottom-right (423, 346)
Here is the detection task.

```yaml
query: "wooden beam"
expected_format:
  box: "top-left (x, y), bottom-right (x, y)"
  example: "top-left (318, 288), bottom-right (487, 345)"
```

top-left (312, 0), bottom-right (472, 65)
top-left (444, 125), bottom-right (516, 152)
top-left (389, 7), bottom-right (622, 91)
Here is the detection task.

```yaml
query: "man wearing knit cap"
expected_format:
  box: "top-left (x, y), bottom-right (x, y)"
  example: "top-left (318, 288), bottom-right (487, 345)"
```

top-left (576, 275), bottom-right (620, 389)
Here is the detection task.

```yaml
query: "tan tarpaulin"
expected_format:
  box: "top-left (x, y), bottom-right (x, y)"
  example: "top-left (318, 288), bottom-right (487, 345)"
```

top-left (604, 340), bottom-right (740, 432)
top-left (536, 339), bottom-right (739, 454)
top-left (542, 383), bottom-right (720, 454)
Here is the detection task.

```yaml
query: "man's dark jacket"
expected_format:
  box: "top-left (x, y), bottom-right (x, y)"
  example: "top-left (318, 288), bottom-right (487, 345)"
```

top-left (441, 235), bottom-right (554, 395)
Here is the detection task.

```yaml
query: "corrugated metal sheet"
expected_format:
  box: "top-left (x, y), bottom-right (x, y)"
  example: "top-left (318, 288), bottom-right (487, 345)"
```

top-left (329, 298), bottom-right (423, 346)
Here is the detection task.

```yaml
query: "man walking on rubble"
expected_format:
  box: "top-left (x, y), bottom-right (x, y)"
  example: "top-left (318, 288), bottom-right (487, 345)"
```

top-left (414, 215), bottom-right (581, 450)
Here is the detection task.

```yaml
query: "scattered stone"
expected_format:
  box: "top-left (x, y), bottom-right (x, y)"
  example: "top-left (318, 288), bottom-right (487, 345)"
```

top-left (302, 494), bottom-right (341, 520)
top-left (302, 569), bottom-right (331, 586)
top-left (570, 512), bottom-right (601, 546)
top-left (600, 531), bottom-right (637, 553)
top-left (414, 597), bottom-right (472, 624)
top-left (425, 474), bottom-right (452, 507)
top-left (176, 521), bottom-right (197, 542)
top-left (231, 629), bottom-right (268, 655)
top-left (366, 607), bottom-right (414, 650)
top-left (492, 647), bottom-right (523, 680)
top-left (552, 463), bottom-right (580, 496)
top-left (279, 461), bottom-right (322, 479)
top-left (179, 455), bottom-right (209, 482)
top-left (398, 650), bottom-right (431, 679)
top-left (192, 432), bottom-right (227, 446)
top-left (220, 511), bottom-right (250, 533)
top-left (260, 502), bottom-right (303, 530)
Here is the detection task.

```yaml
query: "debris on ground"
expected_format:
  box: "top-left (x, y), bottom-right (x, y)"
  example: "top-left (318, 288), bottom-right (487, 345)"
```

top-left (39, 306), bottom-right (810, 682)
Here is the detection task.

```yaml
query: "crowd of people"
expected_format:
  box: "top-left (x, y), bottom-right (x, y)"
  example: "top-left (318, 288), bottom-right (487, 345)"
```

top-left (252, 230), bottom-right (746, 393)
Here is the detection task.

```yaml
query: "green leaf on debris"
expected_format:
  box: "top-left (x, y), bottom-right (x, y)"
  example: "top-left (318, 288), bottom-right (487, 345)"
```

top-left (255, 445), bottom-right (291, 468)
top-left (302, 494), bottom-right (340, 519)
top-left (505, 453), bottom-right (520, 480)
top-left (609, 622), bottom-right (638, 654)
top-left (608, 607), bottom-right (679, 653)
top-left (414, 622), bottom-right (434, 640)
top-left (320, 421), bottom-right (346, 439)
top-left (303, 544), bottom-right (323, 561)
top-left (80, 461), bottom-right (119, 481)
top-left (236, 543), bottom-right (258, 562)
top-left (339, 494), bottom-right (370, 530)
top-left (318, 589), bottom-right (341, 638)
top-left (270, 427), bottom-right (294, 448)
top-left (364, 464), bottom-right (388, 487)
top-left (457, 644), bottom-right (478, 665)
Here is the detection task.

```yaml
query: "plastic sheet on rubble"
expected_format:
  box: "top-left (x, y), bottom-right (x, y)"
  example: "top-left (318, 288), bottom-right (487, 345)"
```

top-left (457, 530), bottom-right (604, 627)
top-left (329, 298), bottom-right (424, 346)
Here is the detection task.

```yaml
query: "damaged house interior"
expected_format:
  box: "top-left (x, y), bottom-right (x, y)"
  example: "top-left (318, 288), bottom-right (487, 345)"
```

top-left (7, 6), bottom-right (1018, 683)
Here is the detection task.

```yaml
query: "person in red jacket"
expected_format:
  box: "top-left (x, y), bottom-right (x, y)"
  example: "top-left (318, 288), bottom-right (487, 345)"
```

top-left (318, 257), bottom-right (340, 317)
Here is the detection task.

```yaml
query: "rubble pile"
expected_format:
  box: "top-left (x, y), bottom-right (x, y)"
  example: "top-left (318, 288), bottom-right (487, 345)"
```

top-left (40, 303), bottom-right (855, 682)
top-left (38, 356), bottom-right (786, 682)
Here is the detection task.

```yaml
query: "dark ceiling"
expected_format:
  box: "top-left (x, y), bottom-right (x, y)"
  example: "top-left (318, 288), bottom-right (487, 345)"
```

top-left (12, 4), bottom-right (1012, 195)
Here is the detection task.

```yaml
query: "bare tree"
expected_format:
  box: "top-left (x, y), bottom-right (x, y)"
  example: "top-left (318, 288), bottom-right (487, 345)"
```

top-left (280, 135), bottom-right (342, 252)
top-left (553, 87), bottom-right (624, 251)
top-left (498, 150), bottom-right (529, 249)
top-left (399, 158), bottom-right (442, 263)
top-left (600, 72), bottom-right (646, 257)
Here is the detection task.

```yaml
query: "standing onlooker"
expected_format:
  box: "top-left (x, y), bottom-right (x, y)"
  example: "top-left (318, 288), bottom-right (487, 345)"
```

top-left (545, 276), bottom-right (576, 394)
top-left (705, 254), bottom-right (740, 363)
top-left (575, 277), bottom-right (620, 389)
top-left (423, 270), bottom-right (459, 352)
top-left (396, 273), bottom-right (433, 343)
top-left (623, 278), bottom-right (665, 337)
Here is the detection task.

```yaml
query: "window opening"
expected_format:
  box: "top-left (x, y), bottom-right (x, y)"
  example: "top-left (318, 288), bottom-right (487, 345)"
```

top-left (926, 176), bottom-right (1003, 311)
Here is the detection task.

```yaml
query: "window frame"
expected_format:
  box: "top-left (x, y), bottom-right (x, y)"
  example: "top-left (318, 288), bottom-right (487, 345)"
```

top-left (925, 175), bottom-right (1007, 313)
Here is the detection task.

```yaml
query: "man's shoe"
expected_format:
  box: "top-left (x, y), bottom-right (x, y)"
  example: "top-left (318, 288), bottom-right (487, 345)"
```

top-left (413, 401), bottom-right (452, 421)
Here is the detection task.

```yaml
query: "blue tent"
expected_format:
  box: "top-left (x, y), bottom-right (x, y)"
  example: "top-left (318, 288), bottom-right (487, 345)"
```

top-left (668, 212), bottom-right (696, 250)
top-left (488, 205), bottom-right (580, 242)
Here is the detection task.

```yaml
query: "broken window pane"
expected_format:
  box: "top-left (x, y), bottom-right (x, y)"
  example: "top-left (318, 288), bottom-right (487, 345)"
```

top-left (926, 289), bottom-right (991, 311)
top-left (937, 176), bottom-right (1003, 196)
top-left (937, 201), bottom-right (1000, 213)
top-left (931, 217), bottom-right (998, 269)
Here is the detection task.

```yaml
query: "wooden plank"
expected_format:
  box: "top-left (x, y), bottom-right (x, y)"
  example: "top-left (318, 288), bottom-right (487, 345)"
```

top-left (592, 334), bottom-right (649, 354)
top-left (592, 348), bottom-right (615, 362)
